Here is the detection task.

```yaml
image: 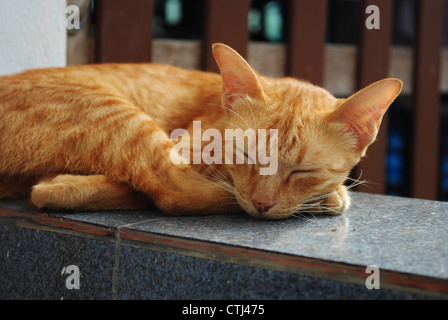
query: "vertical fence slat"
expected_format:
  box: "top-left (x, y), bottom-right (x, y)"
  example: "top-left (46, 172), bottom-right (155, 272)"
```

top-left (355, 0), bottom-right (394, 194)
top-left (412, 0), bottom-right (445, 200)
top-left (95, 0), bottom-right (154, 63)
top-left (286, 0), bottom-right (328, 86)
top-left (202, 0), bottom-right (251, 73)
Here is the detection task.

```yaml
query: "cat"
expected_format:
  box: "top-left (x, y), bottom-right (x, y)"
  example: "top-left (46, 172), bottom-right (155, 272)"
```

top-left (0, 43), bottom-right (402, 220)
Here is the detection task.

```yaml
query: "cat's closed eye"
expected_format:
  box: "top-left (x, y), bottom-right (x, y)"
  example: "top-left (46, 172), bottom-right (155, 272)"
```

top-left (287, 169), bottom-right (319, 182)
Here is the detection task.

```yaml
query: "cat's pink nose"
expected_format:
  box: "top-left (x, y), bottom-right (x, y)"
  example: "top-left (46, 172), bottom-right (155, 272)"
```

top-left (251, 199), bottom-right (276, 214)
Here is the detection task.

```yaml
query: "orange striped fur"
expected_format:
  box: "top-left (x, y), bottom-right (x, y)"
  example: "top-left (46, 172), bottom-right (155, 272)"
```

top-left (0, 44), bottom-right (402, 219)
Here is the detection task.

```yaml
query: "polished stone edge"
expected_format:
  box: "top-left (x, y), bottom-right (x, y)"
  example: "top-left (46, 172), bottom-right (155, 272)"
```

top-left (1, 206), bottom-right (447, 298)
top-left (0, 206), bottom-right (115, 241)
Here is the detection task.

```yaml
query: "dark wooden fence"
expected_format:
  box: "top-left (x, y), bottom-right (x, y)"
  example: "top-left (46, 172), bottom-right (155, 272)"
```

top-left (93, 0), bottom-right (446, 201)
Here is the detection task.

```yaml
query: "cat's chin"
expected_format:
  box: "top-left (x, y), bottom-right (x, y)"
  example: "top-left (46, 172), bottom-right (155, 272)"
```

top-left (250, 212), bottom-right (295, 220)
top-left (242, 196), bottom-right (350, 220)
top-left (242, 207), bottom-right (297, 220)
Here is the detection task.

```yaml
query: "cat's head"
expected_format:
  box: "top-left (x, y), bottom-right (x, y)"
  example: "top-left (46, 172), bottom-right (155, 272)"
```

top-left (213, 43), bottom-right (402, 220)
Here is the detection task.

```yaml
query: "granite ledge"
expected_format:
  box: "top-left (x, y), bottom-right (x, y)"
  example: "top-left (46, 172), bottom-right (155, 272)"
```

top-left (1, 192), bottom-right (447, 298)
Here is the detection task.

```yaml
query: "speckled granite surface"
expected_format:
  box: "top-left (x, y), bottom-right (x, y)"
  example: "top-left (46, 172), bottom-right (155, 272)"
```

top-left (1, 192), bottom-right (447, 299)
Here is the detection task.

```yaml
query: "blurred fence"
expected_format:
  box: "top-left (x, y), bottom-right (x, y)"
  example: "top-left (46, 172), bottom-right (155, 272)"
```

top-left (92, 0), bottom-right (447, 201)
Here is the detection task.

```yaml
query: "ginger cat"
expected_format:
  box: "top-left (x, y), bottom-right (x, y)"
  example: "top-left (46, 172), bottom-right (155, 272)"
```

top-left (0, 44), bottom-right (402, 219)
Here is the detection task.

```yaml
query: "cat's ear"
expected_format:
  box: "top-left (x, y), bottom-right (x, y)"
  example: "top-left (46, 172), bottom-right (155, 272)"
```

top-left (332, 78), bottom-right (403, 154)
top-left (212, 43), bottom-right (264, 107)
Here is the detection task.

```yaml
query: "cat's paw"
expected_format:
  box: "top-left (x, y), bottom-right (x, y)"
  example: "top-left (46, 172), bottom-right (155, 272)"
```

top-left (306, 185), bottom-right (350, 215)
top-left (30, 180), bottom-right (74, 210)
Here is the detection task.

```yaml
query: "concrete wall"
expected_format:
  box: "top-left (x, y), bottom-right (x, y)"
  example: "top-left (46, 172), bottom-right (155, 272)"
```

top-left (0, 0), bottom-right (67, 76)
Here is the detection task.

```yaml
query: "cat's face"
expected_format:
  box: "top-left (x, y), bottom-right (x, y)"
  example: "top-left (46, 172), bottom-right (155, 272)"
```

top-left (223, 82), bottom-right (357, 219)
top-left (213, 44), bottom-right (402, 220)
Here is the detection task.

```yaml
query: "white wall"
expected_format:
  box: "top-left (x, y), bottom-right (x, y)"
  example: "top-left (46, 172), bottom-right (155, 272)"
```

top-left (0, 0), bottom-right (67, 76)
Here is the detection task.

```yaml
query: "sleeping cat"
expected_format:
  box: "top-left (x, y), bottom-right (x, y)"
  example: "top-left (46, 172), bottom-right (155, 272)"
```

top-left (0, 43), bottom-right (402, 219)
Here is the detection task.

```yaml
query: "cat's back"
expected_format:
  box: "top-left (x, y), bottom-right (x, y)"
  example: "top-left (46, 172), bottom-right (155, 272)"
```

top-left (0, 63), bottom-right (223, 130)
top-left (0, 63), bottom-right (221, 99)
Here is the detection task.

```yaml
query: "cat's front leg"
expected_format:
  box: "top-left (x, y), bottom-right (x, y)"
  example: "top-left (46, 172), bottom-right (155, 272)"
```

top-left (118, 146), bottom-right (238, 215)
top-left (30, 174), bottom-right (151, 211)
top-left (30, 171), bottom-right (238, 215)
top-left (148, 165), bottom-right (240, 215)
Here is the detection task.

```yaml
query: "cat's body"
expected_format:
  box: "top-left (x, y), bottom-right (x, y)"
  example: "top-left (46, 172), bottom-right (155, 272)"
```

top-left (0, 44), bottom-right (402, 219)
